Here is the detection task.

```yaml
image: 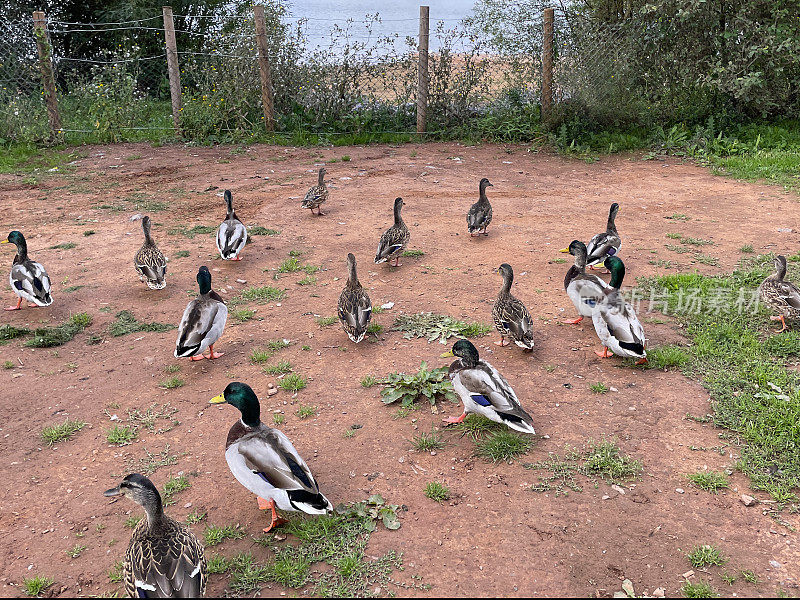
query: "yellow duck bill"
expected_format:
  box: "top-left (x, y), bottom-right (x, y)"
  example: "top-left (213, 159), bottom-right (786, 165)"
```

top-left (440, 350), bottom-right (454, 358)
top-left (209, 394), bottom-right (226, 404)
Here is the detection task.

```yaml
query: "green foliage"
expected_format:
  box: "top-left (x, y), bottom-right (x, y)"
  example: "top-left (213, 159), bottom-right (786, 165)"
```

top-left (25, 313), bottom-right (92, 348)
top-left (263, 360), bottom-right (293, 375)
top-left (232, 308), bottom-right (256, 322)
top-left (295, 403), bottom-right (316, 418)
top-left (280, 373), bottom-right (308, 392)
top-left (106, 425), bottom-right (136, 446)
top-left (379, 361), bottom-right (458, 409)
top-left (0, 324), bottom-right (30, 341)
top-left (159, 376), bottom-right (184, 389)
top-left (646, 345), bottom-right (691, 370)
top-left (206, 554), bottom-right (229, 574)
top-left (411, 431), bottom-right (446, 452)
top-left (109, 311), bottom-right (174, 337)
top-left (50, 242), bottom-right (77, 250)
top-left (590, 382), bottom-right (609, 394)
top-left (315, 316), bottom-right (337, 327)
top-left (360, 375), bottom-right (377, 388)
top-left (204, 523), bottom-right (245, 546)
top-left (687, 471), bottom-right (730, 493)
top-left (582, 438), bottom-right (643, 482)
top-left (65, 544), bottom-right (86, 558)
top-left (423, 481), bottom-right (451, 503)
top-left (41, 419), bottom-right (87, 445)
top-left (682, 581), bottom-right (719, 598)
top-left (108, 561), bottom-right (124, 583)
top-left (249, 226), bottom-right (280, 236)
top-left (22, 575), bottom-right (53, 597)
top-left (231, 286), bottom-right (285, 306)
top-left (687, 545), bottom-right (727, 568)
top-left (162, 475), bottom-right (191, 506)
top-left (124, 516), bottom-right (142, 529)
top-left (392, 312), bottom-right (491, 343)
top-left (474, 430), bottom-right (533, 463)
top-left (454, 414), bottom-right (502, 439)
top-left (250, 347), bottom-right (273, 363)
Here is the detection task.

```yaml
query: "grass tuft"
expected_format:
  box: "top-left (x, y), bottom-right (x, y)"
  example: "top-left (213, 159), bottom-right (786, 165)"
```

top-left (682, 581), bottom-right (719, 598)
top-left (423, 481), bottom-right (451, 503)
top-left (263, 360), bottom-right (293, 375)
top-left (162, 475), bottom-right (191, 506)
top-left (25, 313), bottom-right (92, 348)
top-left (204, 523), bottom-right (244, 546)
top-left (41, 419), bottom-right (87, 445)
top-left (22, 575), bottom-right (53, 597)
top-left (159, 376), bottom-right (184, 389)
top-left (360, 375), bottom-right (377, 388)
top-left (106, 425), bottom-right (137, 446)
top-left (231, 286), bottom-right (285, 306)
top-left (590, 382), bottom-right (609, 394)
top-left (295, 403), bottom-right (317, 419)
top-left (411, 431), bottom-right (446, 452)
top-left (109, 310), bottom-right (174, 337)
top-left (687, 470), bottom-right (730, 493)
top-left (315, 316), bottom-right (337, 327)
top-left (473, 430), bottom-right (533, 463)
top-left (392, 312), bottom-right (491, 343)
top-left (646, 345), bottom-right (691, 369)
top-left (281, 373), bottom-right (308, 392)
top-left (687, 544), bottom-right (727, 568)
top-left (65, 544), bottom-right (86, 558)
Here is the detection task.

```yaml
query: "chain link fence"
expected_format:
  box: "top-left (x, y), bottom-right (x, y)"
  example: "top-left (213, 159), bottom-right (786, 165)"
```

top-left (0, 6), bottom-right (555, 144)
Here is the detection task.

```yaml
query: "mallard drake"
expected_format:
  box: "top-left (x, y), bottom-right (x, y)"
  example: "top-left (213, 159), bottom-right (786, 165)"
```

top-left (759, 255), bottom-right (800, 332)
top-left (134, 216), bottom-right (167, 290)
top-left (216, 190), bottom-right (247, 261)
top-left (467, 178), bottom-right (493, 236)
top-left (374, 197), bottom-right (410, 267)
top-left (2, 230), bottom-right (52, 311)
top-left (210, 382), bottom-right (333, 532)
top-left (175, 266), bottom-right (227, 361)
top-left (338, 253), bottom-right (372, 343)
top-left (441, 340), bottom-right (535, 434)
top-left (104, 473), bottom-right (207, 598)
top-left (592, 256), bottom-right (647, 363)
top-left (560, 240), bottom-right (610, 324)
top-left (492, 263), bottom-right (534, 349)
top-left (301, 167), bottom-right (328, 215)
top-left (585, 202), bottom-right (621, 270)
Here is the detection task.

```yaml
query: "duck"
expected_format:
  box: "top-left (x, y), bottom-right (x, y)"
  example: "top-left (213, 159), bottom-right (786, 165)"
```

top-left (592, 256), bottom-right (647, 363)
top-left (301, 167), bottom-right (328, 215)
top-left (492, 263), bottom-right (534, 349)
top-left (175, 266), bottom-right (227, 361)
top-left (467, 178), bottom-right (493, 236)
top-left (2, 230), bottom-right (52, 311)
top-left (216, 190), bottom-right (248, 261)
top-left (440, 340), bottom-right (535, 434)
top-left (210, 382), bottom-right (333, 532)
top-left (585, 202), bottom-right (621, 270)
top-left (759, 254), bottom-right (800, 332)
top-left (374, 198), bottom-right (410, 267)
top-left (560, 240), bottom-right (610, 324)
top-left (338, 253), bottom-right (372, 343)
top-left (104, 473), bottom-right (207, 598)
top-left (134, 216), bottom-right (167, 290)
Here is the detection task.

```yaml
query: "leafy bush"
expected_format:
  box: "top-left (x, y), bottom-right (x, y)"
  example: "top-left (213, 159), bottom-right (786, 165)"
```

top-left (378, 362), bottom-right (457, 409)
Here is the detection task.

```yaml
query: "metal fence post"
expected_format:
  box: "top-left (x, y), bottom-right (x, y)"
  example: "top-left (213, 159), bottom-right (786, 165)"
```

top-left (542, 7), bottom-right (554, 122)
top-left (417, 5), bottom-right (429, 134)
top-left (162, 6), bottom-right (182, 134)
top-left (253, 4), bottom-right (275, 132)
top-left (32, 11), bottom-right (62, 141)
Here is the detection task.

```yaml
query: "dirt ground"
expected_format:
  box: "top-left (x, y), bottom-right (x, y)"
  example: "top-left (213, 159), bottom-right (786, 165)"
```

top-left (1, 141), bottom-right (799, 598)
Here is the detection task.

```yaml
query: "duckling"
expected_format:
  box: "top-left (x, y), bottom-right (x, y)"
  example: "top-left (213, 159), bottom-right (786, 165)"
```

top-left (592, 256), bottom-right (647, 363)
top-left (2, 230), bottom-right (52, 311)
top-left (492, 263), bottom-right (534, 349)
top-left (216, 190), bottom-right (248, 261)
top-left (338, 253), bottom-right (372, 343)
top-left (104, 473), bottom-right (207, 598)
top-left (374, 197), bottom-right (410, 267)
top-left (467, 178), bottom-right (493, 236)
top-left (560, 240), bottom-right (610, 324)
top-left (441, 339), bottom-right (535, 433)
top-left (134, 216), bottom-right (167, 289)
top-left (759, 254), bottom-right (800, 332)
top-left (301, 167), bottom-right (328, 215)
top-left (586, 202), bottom-right (621, 270)
top-left (210, 382), bottom-right (333, 533)
top-left (175, 266), bottom-right (227, 361)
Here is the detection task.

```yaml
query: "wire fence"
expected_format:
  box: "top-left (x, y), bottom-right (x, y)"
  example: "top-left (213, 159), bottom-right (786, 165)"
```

top-left (0, 6), bottom-right (619, 144)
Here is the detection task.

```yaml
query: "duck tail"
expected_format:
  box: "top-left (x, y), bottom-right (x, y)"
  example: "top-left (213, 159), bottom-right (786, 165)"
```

top-left (501, 411), bottom-right (536, 435)
top-left (287, 489), bottom-right (333, 514)
top-left (618, 341), bottom-right (645, 356)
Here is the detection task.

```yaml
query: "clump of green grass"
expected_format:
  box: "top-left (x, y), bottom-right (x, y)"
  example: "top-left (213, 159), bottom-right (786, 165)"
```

top-left (683, 237), bottom-right (714, 246)
top-left (25, 313), bottom-right (92, 348)
top-left (83, 230), bottom-right (95, 236)
top-left (763, 331), bottom-right (800, 357)
top-left (232, 286), bottom-right (285, 305)
top-left (0, 324), bottom-right (30, 341)
top-left (687, 470), bottom-right (730, 493)
top-left (665, 213), bottom-right (690, 221)
top-left (206, 554), bottom-right (229, 574)
top-left (296, 403), bottom-right (316, 418)
top-left (740, 570), bottom-right (758, 584)
top-left (159, 376), bottom-right (184, 389)
top-left (106, 425), bottom-right (137, 446)
top-left (315, 316), bottom-right (337, 327)
top-left (249, 226), bottom-right (279, 236)
top-left (402, 249), bottom-right (425, 258)
top-left (278, 257), bottom-right (302, 273)
top-left (360, 375), bottom-right (377, 388)
top-left (3, 360), bottom-right (14, 369)
top-left (666, 232), bottom-right (683, 239)
top-left (204, 523), bottom-right (244, 546)
top-left (41, 419), bottom-right (87, 445)
top-left (646, 345), bottom-right (691, 369)
top-left (682, 581), bottom-right (719, 598)
top-left (297, 275), bottom-right (317, 286)
top-left (231, 308), bottom-right (256, 322)
top-left (171, 224), bottom-right (216, 238)
top-left (695, 254), bottom-right (719, 266)
top-left (411, 431), bottom-right (446, 452)
top-left (281, 374), bottom-right (308, 392)
top-left (109, 310), bottom-right (174, 337)
top-left (267, 339), bottom-right (290, 351)
top-left (50, 242), bottom-right (76, 250)
top-left (423, 481), bottom-right (451, 503)
top-left (454, 414), bottom-right (502, 438)
top-left (22, 575), bottom-right (53, 597)
top-left (582, 438), bottom-right (643, 482)
top-left (162, 475), bottom-right (191, 506)
top-left (65, 544), bottom-right (86, 558)
top-left (108, 561), bottom-right (124, 583)
top-left (366, 323), bottom-right (383, 337)
top-left (185, 509), bottom-right (206, 525)
top-left (250, 348), bottom-right (273, 363)
top-left (392, 312), bottom-right (491, 343)
top-left (740, 244), bottom-right (755, 253)
top-left (164, 364), bottom-right (180, 374)
top-left (687, 544), bottom-right (727, 568)
top-left (590, 382), bottom-right (609, 394)
top-left (263, 360), bottom-right (292, 375)
top-left (265, 553), bottom-right (310, 589)
top-left (273, 414), bottom-right (285, 425)
top-left (124, 516), bottom-right (142, 528)
top-left (474, 430), bottom-right (533, 463)
top-left (174, 250), bottom-right (190, 258)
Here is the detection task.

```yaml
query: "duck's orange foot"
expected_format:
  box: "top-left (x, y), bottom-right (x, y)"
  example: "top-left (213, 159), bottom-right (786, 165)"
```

top-left (205, 351), bottom-right (224, 359)
top-left (5, 298), bottom-right (22, 311)
top-left (189, 354), bottom-right (205, 361)
top-left (493, 338), bottom-right (510, 347)
top-left (635, 357), bottom-right (648, 365)
top-left (231, 256), bottom-right (242, 261)
top-left (562, 316), bottom-right (584, 325)
top-left (263, 515), bottom-right (288, 533)
top-left (771, 315), bottom-right (788, 332)
top-left (594, 348), bottom-right (613, 358)
top-left (27, 303), bottom-right (39, 307)
top-left (442, 413), bottom-right (466, 425)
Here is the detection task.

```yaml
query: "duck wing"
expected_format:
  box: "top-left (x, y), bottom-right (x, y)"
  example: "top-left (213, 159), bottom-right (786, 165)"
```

top-left (11, 260), bottom-right (52, 306)
top-left (467, 201), bottom-right (491, 231)
top-left (216, 219), bottom-right (247, 259)
top-left (375, 226), bottom-right (408, 263)
top-left (175, 295), bottom-right (227, 357)
top-left (338, 286), bottom-right (372, 341)
top-left (586, 232), bottom-right (621, 265)
top-left (458, 362), bottom-right (535, 425)
top-left (593, 292), bottom-right (646, 355)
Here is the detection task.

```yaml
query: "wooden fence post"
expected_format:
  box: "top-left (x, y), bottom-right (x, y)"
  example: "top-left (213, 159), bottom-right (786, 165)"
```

top-left (253, 4), bottom-right (275, 132)
top-left (32, 11), bottom-right (62, 141)
top-left (542, 7), bottom-right (554, 122)
top-left (416, 5), bottom-right (429, 134)
top-left (162, 6), bottom-right (182, 134)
